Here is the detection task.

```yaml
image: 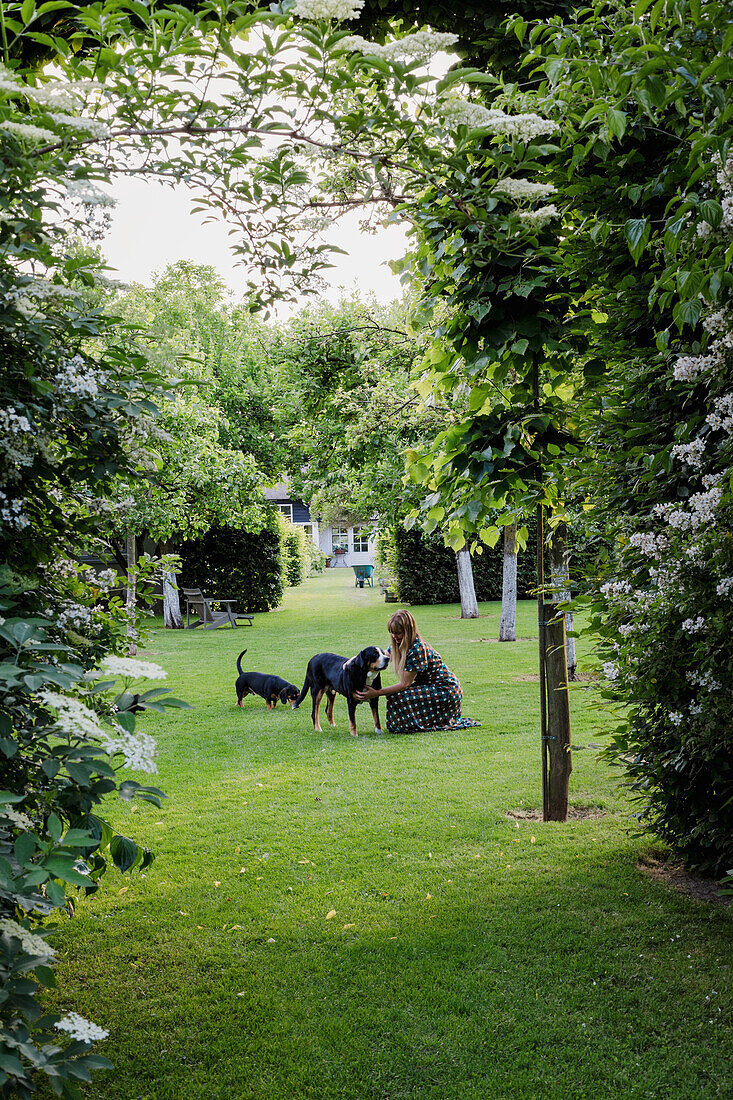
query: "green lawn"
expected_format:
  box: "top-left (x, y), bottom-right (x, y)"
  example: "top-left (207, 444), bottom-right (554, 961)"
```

top-left (47, 572), bottom-right (732, 1099)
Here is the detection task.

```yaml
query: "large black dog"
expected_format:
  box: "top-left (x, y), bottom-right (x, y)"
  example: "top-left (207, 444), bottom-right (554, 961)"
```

top-left (235, 650), bottom-right (300, 710)
top-left (294, 646), bottom-right (390, 737)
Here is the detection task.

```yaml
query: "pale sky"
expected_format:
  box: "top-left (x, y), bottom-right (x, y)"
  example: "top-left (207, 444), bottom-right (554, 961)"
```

top-left (101, 176), bottom-right (411, 312)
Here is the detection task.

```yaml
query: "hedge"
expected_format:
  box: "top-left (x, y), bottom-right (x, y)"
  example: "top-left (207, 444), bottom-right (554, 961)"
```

top-left (178, 521), bottom-right (283, 613)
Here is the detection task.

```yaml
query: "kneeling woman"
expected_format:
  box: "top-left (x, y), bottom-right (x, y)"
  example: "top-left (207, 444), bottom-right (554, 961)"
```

top-left (354, 609), bottom-right (480, 734)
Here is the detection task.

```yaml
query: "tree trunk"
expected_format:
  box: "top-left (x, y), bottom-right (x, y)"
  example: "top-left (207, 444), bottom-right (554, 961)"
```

top-left (544, 602), bottom-right (573, 821)
top-left (163, 569), bottom-right (183, 629)
top-left (125, 531), bottom-right (137, 656)
top-left (455, 548), bottom-right (478, 619)
top-left (498, 522), bottom-right (517, 641)
top-left (548, 521), bottom-right (577, 680)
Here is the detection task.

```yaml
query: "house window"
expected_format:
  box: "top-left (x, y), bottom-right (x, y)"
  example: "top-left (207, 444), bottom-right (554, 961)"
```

top-left (302, 523), bottom-right (317, 544)
top-left (332, 526), bottom-right (348, 552)
top-left (276, 503), bottom-right (293, 522)
top-left (353, 527), bottom-right (369, 553)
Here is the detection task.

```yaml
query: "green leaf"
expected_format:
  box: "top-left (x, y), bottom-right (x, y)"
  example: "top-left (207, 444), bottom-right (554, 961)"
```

top-left (624, 218), bottom-right (650, 263)
top-left (699, 199), bottom-right (723, 229)
top-left (110, 834), bottom-right (140, 873)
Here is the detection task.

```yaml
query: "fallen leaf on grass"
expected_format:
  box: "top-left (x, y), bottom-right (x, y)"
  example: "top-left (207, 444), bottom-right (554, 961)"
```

top-left (235, 846), bottom-right (241, 854)
top-left (325, 910), bottom-right (337, 920)
top-left (117, 887), bottom-right (128, 896)
top-left (213, 881), bottom-right (221, 887)
top-left (343, 923), bottom-right (354, 930)
top-left (298, 858), bottom-right (314, 865)
top-left (531, 836), bottom-right (536, 844)
top-left (426, 894), bottom-right (432, 900)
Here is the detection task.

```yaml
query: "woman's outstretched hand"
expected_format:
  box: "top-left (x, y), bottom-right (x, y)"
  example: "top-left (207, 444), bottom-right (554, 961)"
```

top-left (354, 686), bottom-right (379, 701)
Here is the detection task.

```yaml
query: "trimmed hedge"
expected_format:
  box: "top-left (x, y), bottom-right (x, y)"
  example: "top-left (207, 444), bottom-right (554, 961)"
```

top-left (394, 526), bottom-right (537, 605)
top-left (178, 522), bottom-right (283, 613)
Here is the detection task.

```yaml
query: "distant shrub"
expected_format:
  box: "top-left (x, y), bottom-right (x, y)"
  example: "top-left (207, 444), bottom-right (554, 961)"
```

top-left (278, 514), bottom-right (312, 587)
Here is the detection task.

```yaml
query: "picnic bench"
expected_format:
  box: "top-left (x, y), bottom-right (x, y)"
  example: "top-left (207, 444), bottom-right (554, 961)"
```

top-left (182, 587), bottom-right (253, 629)
top-left (352, 564), bottom-right (374, 588)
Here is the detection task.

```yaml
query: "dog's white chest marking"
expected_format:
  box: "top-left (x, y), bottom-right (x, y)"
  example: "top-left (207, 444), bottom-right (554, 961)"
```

top-left (365, 670), bottom-right (378, 686)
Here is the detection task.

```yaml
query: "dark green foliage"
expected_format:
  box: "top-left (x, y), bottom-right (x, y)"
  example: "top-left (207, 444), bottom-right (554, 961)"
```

top-left (178, 523), bottom-right (284, 614)
top-left (394, 527), bottom-right (537, 604)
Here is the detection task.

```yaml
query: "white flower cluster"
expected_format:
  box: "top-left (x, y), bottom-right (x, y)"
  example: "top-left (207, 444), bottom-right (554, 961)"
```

top-left (715, 155), bottom-right (733, 235)
top-left (340, 31), bottom-right (459, 64)
top-left (603, 661), bottom-right (620, 680)
top-left (672, 353), bottom-right (717, 381)
top-left (40, 690), bottom-right (106, 738)
top-left (687, 669), bottom-right (721, 691)
top-left (55, 355), bottom-right (100, 399)
top-left (100, 727), bottom-right (158, 773)
top-left (707, 394), bottom-right (733, 435)
top-left (670, 437), bottom-right (705, 467)
top-left (669, 711), bottom-right (683, 726)
top-left (0, 491), bottom-right (30, 530)
top-left (0, 406), bottom-right (34, 468)
top-left (101, 656), bottom-right (167, 681)
top-left (0, 119), bottom-right (55, 143)
top-left (292, 0), bottom-right (364, 19)
top-left (600, 579), bottom-right (632, 598)
top-left (57, 603), bottom-right (100, 633)
top-left (0, 918), bottom-right (55, 957)
top-left (681, 616), bottom-right (705, 634)
top-left (629, 531), bottom-right (668, 557)
top-left (438, 99), bottom-right (559, 141)
top-left (0, 407), bottom-right (31, 434)
top-left (495, 177), bottom-right (556, 201)
top-left (518, 205), bottom-right (559, 229)
top-left (92, 568), bottom-right (120, 590)
top-left (64, 178), bottom-right (116, 208)
top-left (0, 807), bottom-right (33, 829)
top-left (49, 112), bottom-right (110, 139)
top-left (716, 577), bottom-right (733, 596)
top-left (657, 485), bottom-right (723, 532)
top-left (55, 1013), bottom-right (108, 1043)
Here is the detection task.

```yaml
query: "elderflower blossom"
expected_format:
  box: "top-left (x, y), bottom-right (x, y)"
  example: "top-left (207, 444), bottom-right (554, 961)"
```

top-left (494, 177), bottom-right (556, 201)
top-left (40, 691), bottom-right (106, 738)
top-left (0, 808), bottom-right (33, 829)
top-left (55, 1013), bottom-right (108, 1043)
top-left (339, 31), bottom-right (458, 63)
top-left (681, 616), bottom-right (705, 634)
top-left (64, 178), bottom-right (116, 208)
top-left (716, 577), bottom-right (733, 596)
top-left (670, 438), bottom-right (705, 467)
top-left (603, 661), bottom-right (620, 680)
top-left (0, 918), bottom-right (55, 957)
top-left (439, 99), bottom-right (559, 141)
top-left (48, 112), bottom-right (110, 139)
top-left (101, 656), bottom-right (167, 681)
top-left (518, 205), bottom-right (559, 229)
top-left (55, 355), bottom-right (100, 399)
top-left (0, 407), bottom-right (31, 434)
top-left (0, 119), bottom-right (55, 143)
top-left (600, 579), bottom-right (632, 598)
top-left (100, 727), bottom-right (158, 773)
top-left (292, 0), bottom-right (364, 19)
top-left (629, 531), bottom-right (667, 557)
top-left (669, 711), bottom-right (683, 726)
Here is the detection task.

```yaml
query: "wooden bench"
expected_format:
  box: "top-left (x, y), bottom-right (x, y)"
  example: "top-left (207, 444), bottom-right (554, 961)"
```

top-left (182, 587), bottom-right (253, 629)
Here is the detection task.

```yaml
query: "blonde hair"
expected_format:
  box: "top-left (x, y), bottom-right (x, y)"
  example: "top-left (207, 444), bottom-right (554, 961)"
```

top-left (388, 609), bottom-right (422, 678)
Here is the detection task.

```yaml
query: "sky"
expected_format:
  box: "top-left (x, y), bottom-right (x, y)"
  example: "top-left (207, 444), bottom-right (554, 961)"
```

top-left (101, 176), bottom-right (411, 313)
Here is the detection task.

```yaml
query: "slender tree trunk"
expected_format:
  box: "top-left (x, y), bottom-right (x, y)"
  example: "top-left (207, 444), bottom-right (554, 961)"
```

top-left (498, 522), bottom-right (517, 641)
top-left (455, 548), bottom-right (478, 619)
top-left (544, 601), bottom-right (573, 820)
top-left (125, 531), bottom-right (137, 656)
top-left (549, 521), bottom-right (577, 680)
top-left (163, 569), bottom-right (183, 629)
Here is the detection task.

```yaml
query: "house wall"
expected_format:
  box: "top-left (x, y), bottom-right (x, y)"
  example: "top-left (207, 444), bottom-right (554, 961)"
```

top-left (318, 524), bottom-right (375, 567)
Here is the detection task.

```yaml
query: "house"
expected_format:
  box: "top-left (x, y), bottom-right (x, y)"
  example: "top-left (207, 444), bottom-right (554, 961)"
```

top-left (264, 480), bottom-right (376, 568)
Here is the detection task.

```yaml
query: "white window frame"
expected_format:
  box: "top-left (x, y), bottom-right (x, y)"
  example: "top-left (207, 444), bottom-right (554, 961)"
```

top-left (332, 526), bottom-right (349, 552)
top-left (353, 527), bottom-right (369, 553)
top-left (276, 503), bottom-right (293, 523)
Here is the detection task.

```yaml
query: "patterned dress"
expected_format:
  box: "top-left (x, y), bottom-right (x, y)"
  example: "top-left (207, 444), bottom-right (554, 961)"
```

top-left (385, 639), bottom-right (481, 734)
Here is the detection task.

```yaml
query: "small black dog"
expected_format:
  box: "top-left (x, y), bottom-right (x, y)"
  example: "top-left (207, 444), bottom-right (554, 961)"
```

top-left (294, 646), bottom-right (390, 737)
top-left (235, 650), bottom-right (300, 710)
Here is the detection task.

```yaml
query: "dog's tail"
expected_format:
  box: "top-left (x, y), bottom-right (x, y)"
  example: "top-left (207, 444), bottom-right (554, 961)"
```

top-left (236, 650), bottom-right (247, 676)
top-left (293, 664), bottom-right (311, 709)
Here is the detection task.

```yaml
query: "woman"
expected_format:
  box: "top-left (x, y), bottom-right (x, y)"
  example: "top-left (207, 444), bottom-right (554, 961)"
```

top-left (354, 609), bottom-right (480, 734)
